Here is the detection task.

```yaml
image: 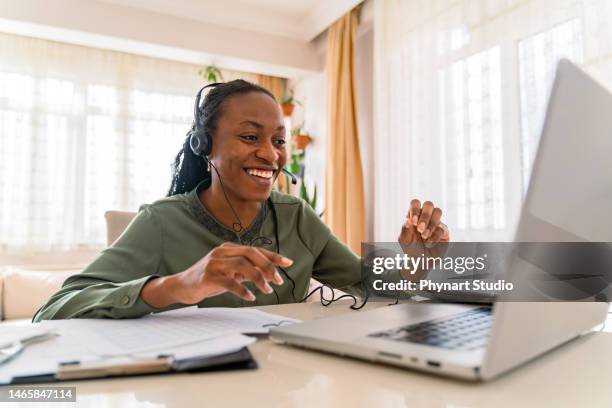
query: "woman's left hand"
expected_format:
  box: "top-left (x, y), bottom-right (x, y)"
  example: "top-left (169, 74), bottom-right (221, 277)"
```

top-left (397, 199), bottom-right (450, 275)
top-left (399, 199), bottom-right (450, 246)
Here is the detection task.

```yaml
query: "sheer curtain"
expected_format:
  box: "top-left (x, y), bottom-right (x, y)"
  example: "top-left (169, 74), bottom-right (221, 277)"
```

top-left (373, 0), bottom-right (612, 241)
top-left (0, 33), bottom-right (233, 252)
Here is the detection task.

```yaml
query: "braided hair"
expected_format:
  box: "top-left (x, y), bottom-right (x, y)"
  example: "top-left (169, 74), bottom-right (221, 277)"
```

top-left (167, 79), bottom-right (276, 196)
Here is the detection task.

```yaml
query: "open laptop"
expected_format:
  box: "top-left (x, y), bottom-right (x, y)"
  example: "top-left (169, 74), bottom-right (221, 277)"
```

top-left (270, 60), bottom-right (610, 381)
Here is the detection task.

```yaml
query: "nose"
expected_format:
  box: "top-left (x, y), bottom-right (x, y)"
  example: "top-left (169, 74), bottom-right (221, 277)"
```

top-left (255, 139), bottom-right (279, 164)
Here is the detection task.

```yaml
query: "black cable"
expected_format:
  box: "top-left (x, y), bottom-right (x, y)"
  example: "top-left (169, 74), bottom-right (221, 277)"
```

top-left (205, 159), bottom-right (370, 311)
top-left (208, 159), bottom-right (244, 233)
top-left (269, 199), bottom-right (370, 310)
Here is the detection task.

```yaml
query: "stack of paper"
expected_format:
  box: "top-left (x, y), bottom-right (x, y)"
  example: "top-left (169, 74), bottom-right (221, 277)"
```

top-left (0, 307), bottom-right (298, 384)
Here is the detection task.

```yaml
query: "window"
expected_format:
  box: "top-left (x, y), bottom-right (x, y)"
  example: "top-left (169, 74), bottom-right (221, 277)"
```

top-left (374, 0), bottom-right (609, 242)
top-left (518, 19), bottom-right (584, 192)
top-left (439, 46), bottom-right (505, 231)
top-left (0, 33), bottom-right (201, 251)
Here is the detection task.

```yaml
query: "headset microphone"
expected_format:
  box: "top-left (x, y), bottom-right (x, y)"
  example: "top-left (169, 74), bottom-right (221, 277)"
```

top-left (281, 168), bottom-right (298, 185)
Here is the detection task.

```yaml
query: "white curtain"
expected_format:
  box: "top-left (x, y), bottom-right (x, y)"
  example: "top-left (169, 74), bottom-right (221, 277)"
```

top-left (374, 0), bottom-right (612, 241)
top-left (0, 33), bottom-right (253, 252)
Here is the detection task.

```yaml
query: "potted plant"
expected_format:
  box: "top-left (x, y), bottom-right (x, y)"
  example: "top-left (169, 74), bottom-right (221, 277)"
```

top-left (300, 182), bottom-right (317, 212)
top-left (289, 150), bottom-right (305, 178)
top-left (291, 124), bottom-right (312, 150)
top-left (281, 89), bottom-right (300, 117)
top-left (287, 140), bottom-right (324, 216)
top-left (198, 65), bottom-right (224, 83)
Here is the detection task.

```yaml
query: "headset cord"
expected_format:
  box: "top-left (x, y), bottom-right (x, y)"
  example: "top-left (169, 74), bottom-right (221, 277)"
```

top-left (207, 159), bottom-right (282, 304)
top-left (268, 201), bottom-right (369, 310)
top-left (248, 232), bottom-right (280, 305)
top-left (208, 160), bottom-right (244, 233)
top-left (207, 159), bottom-right (369, 310)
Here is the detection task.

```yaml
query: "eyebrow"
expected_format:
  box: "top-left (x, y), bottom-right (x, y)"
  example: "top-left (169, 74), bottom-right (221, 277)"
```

top-left (239, 120), bottom-right (285, 132)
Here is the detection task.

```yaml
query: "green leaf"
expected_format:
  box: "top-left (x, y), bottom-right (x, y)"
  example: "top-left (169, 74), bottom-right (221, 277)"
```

top-left (299, 181), bottom-right (309, 202)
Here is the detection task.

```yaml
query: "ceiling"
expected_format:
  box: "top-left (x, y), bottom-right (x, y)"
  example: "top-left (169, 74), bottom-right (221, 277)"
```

top-left (98, 0), bottom-right (356, 41)
top-left (0, 0), bottom-right (368, 78)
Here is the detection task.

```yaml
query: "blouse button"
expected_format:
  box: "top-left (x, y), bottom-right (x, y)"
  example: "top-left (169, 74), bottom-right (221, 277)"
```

top-left (121, 296), bottom-right (130, 305)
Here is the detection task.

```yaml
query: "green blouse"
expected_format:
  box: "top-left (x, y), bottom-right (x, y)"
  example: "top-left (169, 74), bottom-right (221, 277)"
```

top-left (33, 181), bottom-right (363, 321)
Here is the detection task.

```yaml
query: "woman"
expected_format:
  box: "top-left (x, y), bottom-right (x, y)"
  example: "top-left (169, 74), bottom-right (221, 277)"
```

top-left (33, 80), bottom-right (449, 321)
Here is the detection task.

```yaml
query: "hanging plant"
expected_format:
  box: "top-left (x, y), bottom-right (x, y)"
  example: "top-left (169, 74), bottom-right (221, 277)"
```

top-left (291, 124), bottom-right (312, 150)
top-left (280, 89), bottom-right (301, 117)
top-left (198, 65), bottom-right (224, 83)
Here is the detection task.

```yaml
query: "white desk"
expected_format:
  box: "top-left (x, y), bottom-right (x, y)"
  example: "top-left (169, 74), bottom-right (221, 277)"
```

top-left (10, 301), bottom-right (612, 407)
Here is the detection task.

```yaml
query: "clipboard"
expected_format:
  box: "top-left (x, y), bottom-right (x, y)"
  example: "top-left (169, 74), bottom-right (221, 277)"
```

top-left (7, 347), bottom-right (257, 384)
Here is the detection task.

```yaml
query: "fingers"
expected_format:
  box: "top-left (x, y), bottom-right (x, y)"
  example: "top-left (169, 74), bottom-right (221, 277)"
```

top-left (220, 242), bottom-right (292, 267)
top-left (400, 214), bottom-right (417, 243)
top-left (416, 201), bottom-right (434, 234)
top-left (218, 243), bottom-right (292, 285)
top-left (409, 199), bottom-right (421, 226)
top-left (426, 224), bottom-right (445, 243)
top-left (422, 207), bottom-right (442, 240)
top-left (225, 256), bottom-right (275, 295)
top-left (252, 246), bottom-right (294, 268)
top-left (219, 277), bottom-right (256, 301)
top-left (406, 199), bottom-right (448, 242)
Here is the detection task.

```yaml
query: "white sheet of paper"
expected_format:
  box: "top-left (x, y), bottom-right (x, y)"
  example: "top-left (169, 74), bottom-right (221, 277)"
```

top-left (0, 326), bottom-right (54, 349)
top-left (0, 329), bottom-right (99, 384)
top-left (40, 307), bottom-right (298, 355)
top-left (133, 333), bottom-right (256, 360)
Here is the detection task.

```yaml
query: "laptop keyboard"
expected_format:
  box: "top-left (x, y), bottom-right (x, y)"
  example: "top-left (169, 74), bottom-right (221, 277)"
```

top-left (368, 307), bottom-right (493, 351)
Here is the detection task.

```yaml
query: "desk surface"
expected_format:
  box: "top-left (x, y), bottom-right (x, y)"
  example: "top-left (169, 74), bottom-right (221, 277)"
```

top-left (13, 302), bottom-right (612, 407)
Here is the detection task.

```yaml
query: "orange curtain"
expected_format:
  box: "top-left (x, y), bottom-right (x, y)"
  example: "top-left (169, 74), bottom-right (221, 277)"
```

top-left (256, 74), bottom-right (285, 104)
top-left (324, 8), bottom-right (365, 254)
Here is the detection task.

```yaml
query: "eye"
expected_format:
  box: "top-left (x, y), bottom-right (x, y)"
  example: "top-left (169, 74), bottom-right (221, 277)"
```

top-left (240, 135), bottom-right (258, 142)
top-left (274, 138), bottom-right (286, 146)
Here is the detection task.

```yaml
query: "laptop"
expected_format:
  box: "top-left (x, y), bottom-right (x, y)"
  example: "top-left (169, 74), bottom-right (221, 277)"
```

top-left (270, 59), bottom-right (611, 381)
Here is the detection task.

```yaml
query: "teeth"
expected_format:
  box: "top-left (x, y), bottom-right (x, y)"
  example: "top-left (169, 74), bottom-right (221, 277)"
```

top-left (246, 168), bottom-right (273, 179)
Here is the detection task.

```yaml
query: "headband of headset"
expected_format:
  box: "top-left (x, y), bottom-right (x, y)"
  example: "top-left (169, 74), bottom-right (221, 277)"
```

top-left (189, 83), bottom-right (221, 157)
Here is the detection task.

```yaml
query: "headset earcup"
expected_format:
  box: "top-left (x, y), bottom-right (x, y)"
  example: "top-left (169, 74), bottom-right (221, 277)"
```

top-left (190, 84), bottom-right (217, 157)
top-left (189, 129), bottom-right (210, 156)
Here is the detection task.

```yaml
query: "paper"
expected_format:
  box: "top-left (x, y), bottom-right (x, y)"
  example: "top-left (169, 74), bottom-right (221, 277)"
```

top-left (133, 334), bottom-right (256, 360)
top-left (0, 326), bottom-right (54, 349)
top-left (41, 307), bottom-right (298, 355)
top-left (0, 328), bottom-right (99, 384)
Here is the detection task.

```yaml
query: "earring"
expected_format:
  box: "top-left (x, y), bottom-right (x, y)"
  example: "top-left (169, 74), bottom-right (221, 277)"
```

top-left (206, 156), bottom-right (211, 172)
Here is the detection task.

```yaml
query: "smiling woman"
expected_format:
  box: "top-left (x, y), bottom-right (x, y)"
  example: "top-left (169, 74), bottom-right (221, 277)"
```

top-left (33, 79), bottom-right (450, 321)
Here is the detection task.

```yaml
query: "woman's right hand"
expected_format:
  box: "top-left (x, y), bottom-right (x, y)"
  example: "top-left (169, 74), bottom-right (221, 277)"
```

top-left (141, 242), bottom-right (292, 308)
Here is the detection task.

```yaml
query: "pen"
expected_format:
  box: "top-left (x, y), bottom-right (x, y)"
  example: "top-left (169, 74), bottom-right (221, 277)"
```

top-left (0, 332), bottom-right (59, 366)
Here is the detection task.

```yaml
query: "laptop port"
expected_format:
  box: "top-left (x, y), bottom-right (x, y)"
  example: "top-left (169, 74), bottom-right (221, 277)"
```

top-left (378, 351), bottom-right (402, 360)
top-left (427, 360), bottom-right (441, 368)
